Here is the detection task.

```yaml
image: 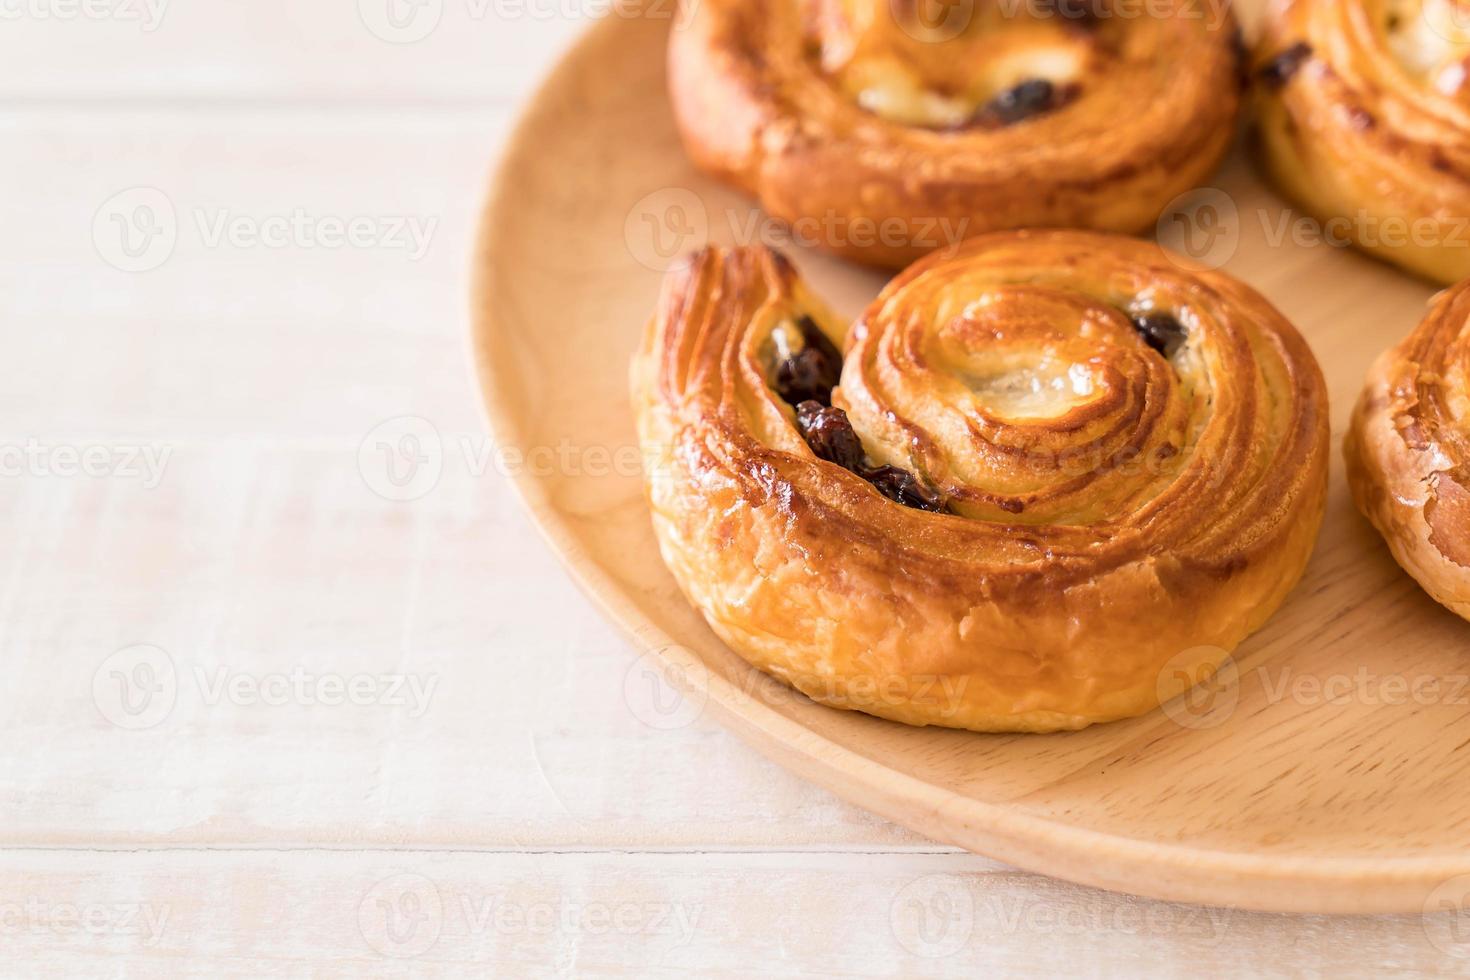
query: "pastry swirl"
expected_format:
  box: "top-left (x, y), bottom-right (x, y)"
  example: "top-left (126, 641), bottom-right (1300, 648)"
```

top-left (1347, 278), bottom-right (1470, 619)
top-left (632, 231), bottom-right (1330, 732)
top-left (1254, 0), bottom-right (1470, 284)
top-left (668, 0), bottom-right (1244, 268)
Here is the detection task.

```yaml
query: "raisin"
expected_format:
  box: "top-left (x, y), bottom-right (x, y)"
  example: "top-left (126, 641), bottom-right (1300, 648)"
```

top-left (1131, 312), bottom-right (1187, 359)
top-left (1230, 27), bottom-right (1250, 88)
top-left (792, 401), bottom-right (947, 512)
top-left (978, 79), bottom-right (1069, 126)
top-left (774, 316), bottom-right (843, 407)
top-left (860, 464), bottom-right (948, 512)
top-left (795, 401), bottom-right (866, 472)
top-left (1259, 42), bottom-right (1312, 88)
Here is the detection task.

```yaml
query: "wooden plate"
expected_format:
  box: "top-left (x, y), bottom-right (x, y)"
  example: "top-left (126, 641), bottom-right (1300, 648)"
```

top-left (472, 5), bottom-right (1470, 913)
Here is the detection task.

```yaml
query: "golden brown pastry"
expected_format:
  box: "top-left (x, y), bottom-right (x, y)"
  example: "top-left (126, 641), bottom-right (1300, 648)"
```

top-left (1347, 279), bottom-right (1470, 619)
top-left (668, 0), bottom-right (1244, 268)
top-left (1254, 0), bottom-right (1470, 285)
top-left (632, 231), bottom-right (1331, 732)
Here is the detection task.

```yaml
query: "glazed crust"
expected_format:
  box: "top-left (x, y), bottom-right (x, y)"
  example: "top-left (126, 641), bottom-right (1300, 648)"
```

top-left (1254, 0), bottom-right (1470, 285)
top-left (1347, 279), bottom-right (1470, 619)
top-left (668, 0), bottom-right (1243, 268)
top-left (632, 232), bottom-right (1331, 732)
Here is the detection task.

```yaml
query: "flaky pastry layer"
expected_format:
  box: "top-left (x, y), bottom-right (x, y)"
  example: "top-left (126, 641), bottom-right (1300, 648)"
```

top-left (1255, 0), bottom-right (1470, 284)
top-left (632, 232), bottom-right (1330, 731)
top-left (1347, 278), bottom-right (1470, 619)
top-left (668, 0), bottom-right (1243, 267)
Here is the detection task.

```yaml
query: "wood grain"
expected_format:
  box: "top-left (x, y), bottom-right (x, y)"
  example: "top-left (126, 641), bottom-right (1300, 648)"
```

top-left (7, 849), bottom-right (1450, 977)
top-left (474, 7), bottom-right (1470, 914)
top-left (4, 0), bottom-right (1469, 971)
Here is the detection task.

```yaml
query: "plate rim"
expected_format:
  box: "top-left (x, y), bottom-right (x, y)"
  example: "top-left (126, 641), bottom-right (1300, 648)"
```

top-left (468, 10), bottom-right (1470, 915)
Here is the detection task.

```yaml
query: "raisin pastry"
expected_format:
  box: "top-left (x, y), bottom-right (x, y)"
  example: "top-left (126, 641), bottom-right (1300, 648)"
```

top-left (1347, 279), bottom-right (1470, 619)
top-left (1255, 0), bottom-right (1470, 284)
top-left (667, 0), bottom-right (1244, 268)
top-left (631, 232), bottom-right (1330, 732)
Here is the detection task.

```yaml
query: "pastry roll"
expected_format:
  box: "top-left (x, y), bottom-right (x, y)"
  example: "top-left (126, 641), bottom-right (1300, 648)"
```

top-left (1255, 0), bottom-right (1470, 284)
top-left (1347, 278), bottom-right (1470, 619)
top-left (632, 231), bottom-right (1331, 732)
top-left (668, 0), bottom-right (1244, 268)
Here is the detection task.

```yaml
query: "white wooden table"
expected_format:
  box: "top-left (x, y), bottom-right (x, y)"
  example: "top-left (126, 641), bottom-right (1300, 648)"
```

top-left (0, 4), bottom-right (1461, 975)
